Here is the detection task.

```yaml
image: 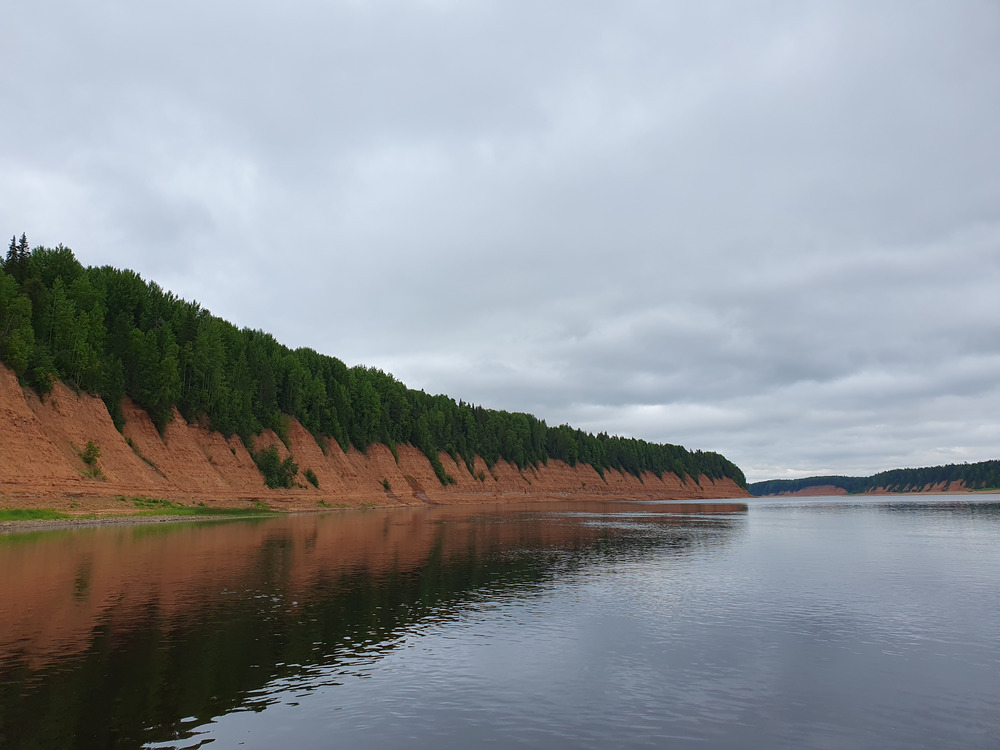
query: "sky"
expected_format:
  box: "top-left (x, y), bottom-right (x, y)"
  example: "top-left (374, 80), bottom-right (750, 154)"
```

top-left (3, 1), bottom-right (999, 483)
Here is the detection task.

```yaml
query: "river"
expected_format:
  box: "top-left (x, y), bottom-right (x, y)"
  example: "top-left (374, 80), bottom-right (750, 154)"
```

top-left (0, 496), bottom-right (997, 748)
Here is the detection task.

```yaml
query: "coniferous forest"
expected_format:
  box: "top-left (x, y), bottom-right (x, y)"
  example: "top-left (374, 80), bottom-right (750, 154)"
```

top-left (0, 236), bottom-right (747, 489)
top-left (748, 459), bottom-right (1000, 496)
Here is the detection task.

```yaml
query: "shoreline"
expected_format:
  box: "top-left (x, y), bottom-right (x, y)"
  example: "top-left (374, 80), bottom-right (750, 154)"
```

top-left (6, 488), bottom-right (992, 535)
top-left (0, 494), bottom-right (755, 534)
top-left (752, 487), bottom-right (999, 499)
top-left (0, 512), bottom-right (287, 535)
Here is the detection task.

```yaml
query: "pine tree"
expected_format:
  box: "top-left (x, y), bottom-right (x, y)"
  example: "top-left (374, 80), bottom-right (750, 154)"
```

top-left (4, 233), bottom-right (29, 283)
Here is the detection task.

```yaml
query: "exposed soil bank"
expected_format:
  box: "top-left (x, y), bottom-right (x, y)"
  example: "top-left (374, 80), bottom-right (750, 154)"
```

top-left (762, 481), bottom-right (977, 497)
top-left (0, 364), bottom-right (748, 516)
top-left (765, 484), bottom-right (849, 497)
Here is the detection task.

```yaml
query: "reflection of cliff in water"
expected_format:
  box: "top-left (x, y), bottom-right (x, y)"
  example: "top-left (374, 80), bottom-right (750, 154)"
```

top-left (0, 501), bottom-right (745, 749)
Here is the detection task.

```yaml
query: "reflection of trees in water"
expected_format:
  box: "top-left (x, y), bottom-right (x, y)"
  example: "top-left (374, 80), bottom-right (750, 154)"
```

top-left (0, 507), bottom-right (745, 749)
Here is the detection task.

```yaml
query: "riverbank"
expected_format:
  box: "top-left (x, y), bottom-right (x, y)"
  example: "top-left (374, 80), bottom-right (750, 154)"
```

top-left (0, 496), bottom-right (753, 535)
top-left (753, 483), bottom-right (990, 498)
top-left (0, 363), bottom-right (748, 514)
top-left (0, 512), bottom-right (279, 534)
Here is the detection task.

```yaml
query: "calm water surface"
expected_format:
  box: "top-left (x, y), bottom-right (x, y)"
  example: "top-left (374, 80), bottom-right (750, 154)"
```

top-left (0, 496), bottom-right (998, 749)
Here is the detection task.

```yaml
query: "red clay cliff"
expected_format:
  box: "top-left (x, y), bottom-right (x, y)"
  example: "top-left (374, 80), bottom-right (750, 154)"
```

top-left (0, 363), bottom-right (748, 514)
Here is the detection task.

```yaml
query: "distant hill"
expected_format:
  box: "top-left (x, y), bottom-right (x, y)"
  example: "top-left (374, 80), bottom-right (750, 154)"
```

top-left (749, 459), bottom-right (1000, 497)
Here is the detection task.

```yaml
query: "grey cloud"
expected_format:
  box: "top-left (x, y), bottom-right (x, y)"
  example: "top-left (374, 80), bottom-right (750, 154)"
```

top-left (3, 1), bottom-right (1000, 482)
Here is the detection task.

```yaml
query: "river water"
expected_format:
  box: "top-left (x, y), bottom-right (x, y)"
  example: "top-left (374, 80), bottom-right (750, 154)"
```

top-left (0, 496), bottom-right (997, 749)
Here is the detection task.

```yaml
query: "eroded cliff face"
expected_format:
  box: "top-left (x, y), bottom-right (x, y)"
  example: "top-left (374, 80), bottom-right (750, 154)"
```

top-left (764, 481), bottom-right (972, 497)
top-left (0, 364), bottom-right (748, 512)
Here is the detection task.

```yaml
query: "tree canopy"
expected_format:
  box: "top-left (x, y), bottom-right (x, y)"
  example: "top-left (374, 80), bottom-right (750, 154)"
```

top-left (0, 238), bottom-right (747, 489)
top-left (748, 460), bottom-right (1000, 496)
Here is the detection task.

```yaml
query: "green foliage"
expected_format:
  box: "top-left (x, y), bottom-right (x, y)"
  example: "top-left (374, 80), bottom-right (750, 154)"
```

top-left (304, 468), bottom-right (319, 488)
top-left (381, 478), bottom-right (391, 491)
top-left (126, 327), bottom-right (180, 433)
top-left (425, 449), bottom-right (451, 486)
top-left (749, 459), bottom-right (1000, 496)
top-left (0, 507), bottom-right (72, 521)
top-left (80, 440), bottom-right (101, 466)
top-left (272, 413), bottom-right (291, 450)
top-left (252, 445), bottom-right (299, 489)
top-left (0, 240), bottom-right (748, 490)
top-left (0, 269), bottom-right (34, 376)
top-left (3, 234), bottom-right (30, 283)
top-left (101, 357), bottom-right (126, 430)
top-left (129, 497), bottom-right (276, 516)
top-left (28, 342), bottom-right (55, 395)
top-left (77, 440), bottom-right (104, 479)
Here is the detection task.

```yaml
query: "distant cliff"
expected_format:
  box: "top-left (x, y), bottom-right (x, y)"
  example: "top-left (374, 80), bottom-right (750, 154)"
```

top-left (748, 461), bottom-right (1000, 497)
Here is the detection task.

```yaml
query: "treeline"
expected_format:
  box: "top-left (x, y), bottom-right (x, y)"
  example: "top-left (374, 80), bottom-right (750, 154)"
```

top-left (0, 236), bottom-right (746, 488)
top-left (749, 459), bottom-right (1000, 496)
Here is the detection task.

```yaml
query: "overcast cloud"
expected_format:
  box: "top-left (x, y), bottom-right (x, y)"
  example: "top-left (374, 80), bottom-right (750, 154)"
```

top-left (3, 1), bottom-right (999, 482)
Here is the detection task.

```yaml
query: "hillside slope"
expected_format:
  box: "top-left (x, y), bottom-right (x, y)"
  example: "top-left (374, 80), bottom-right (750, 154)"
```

top-left (748, 468), bottom-right (998, 497)
top-left (0, 242), bottom-right (747, 498)
top-left (0, 364), bottom-right (748, 512)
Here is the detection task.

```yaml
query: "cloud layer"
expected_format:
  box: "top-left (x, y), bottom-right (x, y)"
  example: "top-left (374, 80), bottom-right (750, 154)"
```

top-left (3, 1), bottom-right (999, 480)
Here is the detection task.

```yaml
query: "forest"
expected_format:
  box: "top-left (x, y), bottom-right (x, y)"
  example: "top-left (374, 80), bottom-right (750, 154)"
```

top-left (0, 235), bottom-right (746, 490)
top-left (748, 459), bottom-right (1000, 496)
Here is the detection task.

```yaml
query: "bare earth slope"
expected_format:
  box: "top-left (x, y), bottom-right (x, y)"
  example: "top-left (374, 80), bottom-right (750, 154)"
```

top-left (0, 364), bottom-right (748, 512)
top-left (766, 481), bottom-right (972, 497)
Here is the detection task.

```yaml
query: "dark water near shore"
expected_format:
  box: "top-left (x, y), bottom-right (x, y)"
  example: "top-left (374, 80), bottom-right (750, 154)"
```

top-left (0, 496), bottom-right (998, 749)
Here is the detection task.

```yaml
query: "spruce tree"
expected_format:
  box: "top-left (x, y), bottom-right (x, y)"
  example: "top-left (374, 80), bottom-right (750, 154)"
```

top-left (4, 234), bottom-right (29, 282)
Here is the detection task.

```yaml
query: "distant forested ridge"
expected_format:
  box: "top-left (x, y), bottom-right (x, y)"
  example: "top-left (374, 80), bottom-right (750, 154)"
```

top-left (0, 236), bottom-right (746, 489)
top-left (749, 459), bottom-right (1000, 496)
